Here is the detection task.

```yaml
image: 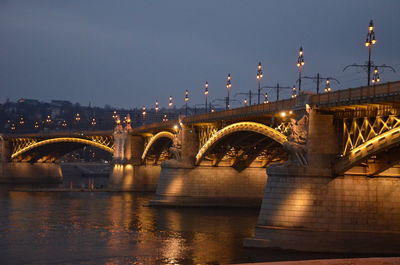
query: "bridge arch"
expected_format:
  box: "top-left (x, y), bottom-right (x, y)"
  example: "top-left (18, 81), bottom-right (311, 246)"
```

top-left (195, 122), bottom-right (288, 166)
top-left (334, 126), bottom-right (400, 175)
top-left (141, 131), bottom-right (175, 162)
top-left (11, 137), bottom-right (114, 160)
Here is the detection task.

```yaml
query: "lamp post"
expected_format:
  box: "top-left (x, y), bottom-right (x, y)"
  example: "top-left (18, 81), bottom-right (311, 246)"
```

top-left (184, 89), bottom-right (189, 116)
top-left (372, 66), bottom-right (380, 97)
top-left (91, 118), bottom-right (96, 129)
top-left (324, 79), bottom-right (331, 93)
top-left (365, 20), bottom-right (377, 86)
top-left (291, 85), bottom-right (297, 98)
top-left (296, 46), bottom-right (305, 93)
top-left (243, 98), bottom-right (248, 106)
top-left (264, 92), bottom-right (269, 104)
top-left (204, 81), bottom-right (209, 113)
top-left (226, 74), bottom-right (232, 110)
top-left (155, 100), bottom-right (159, 112)
top-left (256, 62), bottom-right (263, 104)
top-left (142, 106), bottom-right (146, 124)
top-left (168, 96), bottom-right (173, 108)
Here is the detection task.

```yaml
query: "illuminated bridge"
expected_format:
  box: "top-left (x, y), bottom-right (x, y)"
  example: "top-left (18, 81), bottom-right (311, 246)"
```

top-left (1, 80), bottom-right (400, 254)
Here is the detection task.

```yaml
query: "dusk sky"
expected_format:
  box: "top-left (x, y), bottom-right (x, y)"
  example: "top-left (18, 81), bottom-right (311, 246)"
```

top-left (1, 1), bottom-right (399, 109)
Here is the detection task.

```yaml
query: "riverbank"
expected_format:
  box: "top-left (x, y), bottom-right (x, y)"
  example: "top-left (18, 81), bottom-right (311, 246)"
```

top-left (233, 257), bottom-right (400, 265)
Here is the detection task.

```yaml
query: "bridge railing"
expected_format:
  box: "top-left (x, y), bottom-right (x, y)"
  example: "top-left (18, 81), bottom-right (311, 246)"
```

top-left (183, 98), bottom-right (296, 124)
top-left (311, 81), bottom-right (400, 106)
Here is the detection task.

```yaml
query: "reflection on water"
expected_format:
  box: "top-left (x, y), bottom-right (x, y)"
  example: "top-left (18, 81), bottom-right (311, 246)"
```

top-left (0, 187), bottom-right (258, 265)
top-left (0, 186), bottom-right (375, 265)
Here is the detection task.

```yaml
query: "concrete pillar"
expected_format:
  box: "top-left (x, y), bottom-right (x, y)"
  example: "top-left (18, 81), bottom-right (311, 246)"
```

top-left (306, 109), bottom-right (339, 169)
top-left (125, 135), bottom-right (144, 165)
top-left (0, 136), bottom-right (10, 180)
top-left (109, 128), bottom-right (159, 191)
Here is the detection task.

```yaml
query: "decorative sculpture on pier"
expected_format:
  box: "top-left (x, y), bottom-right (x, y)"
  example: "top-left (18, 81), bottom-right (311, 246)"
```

top-left (169, 128), bottom-right (182, 162)
top-left (281, 108), bottom-right (310, 166)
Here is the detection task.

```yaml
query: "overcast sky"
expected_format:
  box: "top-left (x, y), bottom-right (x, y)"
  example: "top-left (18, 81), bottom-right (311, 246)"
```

top-left (0, 0), bottom-right (399, 109)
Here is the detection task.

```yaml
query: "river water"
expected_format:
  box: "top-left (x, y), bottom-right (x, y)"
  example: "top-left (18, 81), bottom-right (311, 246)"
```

top-left (0, 184), bottom-right (372, 265)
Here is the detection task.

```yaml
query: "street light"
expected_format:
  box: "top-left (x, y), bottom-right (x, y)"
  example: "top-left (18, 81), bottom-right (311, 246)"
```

top-left (226, 73), bottom-right (232, 110)
top-left (168, 96), bottom-right (173, 108)
top-left (204, 81), bottom-right (209, 113)
top-left (365, 20), bottom-right (377, 86)
top-left (291, 85), bottom-right (297, 98)
top-left (91, 118), bottom-right (96, 127)
top-left (155, 100), bottom-right (159, 112)
top-left (296, 46), bottom-right (305, 93)
top-left (371, 66), bottom-right (380, 84)
top-left (324, 79), bottom-right (331, 92)
top-left (264, 92), bottom-right (269, 104)
top-left (243, 98), bottom-right (248, 106)
top-left (256, 62), bottom-right (263, 104)
top-left (184, 89), bottom-right (189, 116)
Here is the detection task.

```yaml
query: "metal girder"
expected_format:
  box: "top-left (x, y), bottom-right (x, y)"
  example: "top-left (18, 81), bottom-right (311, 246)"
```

top-left (366, 147), bottom-right (400, 176)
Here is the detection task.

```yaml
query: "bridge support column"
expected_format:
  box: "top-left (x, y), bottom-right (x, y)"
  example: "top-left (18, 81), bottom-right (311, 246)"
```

top-left (151, 125), bottom-right (269, 207)
top-left (109, 132), bottom-right (160, 191)
top-left (244, 110), bottom-right (400, 254)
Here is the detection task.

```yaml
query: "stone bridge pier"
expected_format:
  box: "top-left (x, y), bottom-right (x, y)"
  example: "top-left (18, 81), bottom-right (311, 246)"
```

top-left (244, 109), bottom-right (400, 254)
top-left (150, 123), bottom-right (273, 207)
top-left (109, 119), bottom-right (160, 191)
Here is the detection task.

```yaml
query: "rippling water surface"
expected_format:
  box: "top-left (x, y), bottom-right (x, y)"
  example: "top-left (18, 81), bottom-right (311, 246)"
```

top-left (0, 185), bottom-right (374, 265)
top-left (0, 187), bottom-right (262, 264)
